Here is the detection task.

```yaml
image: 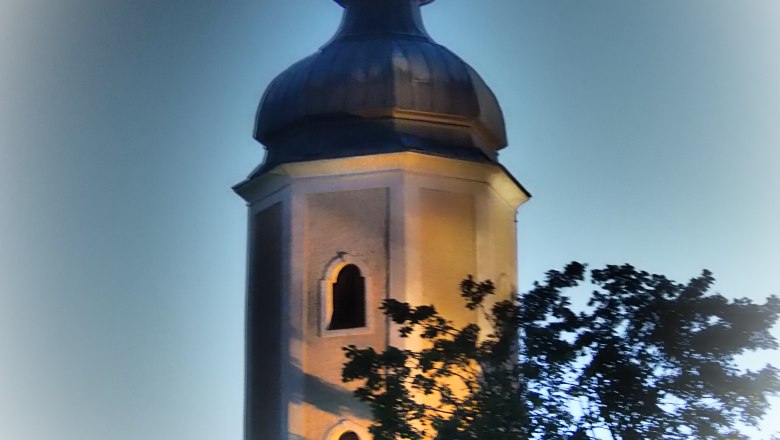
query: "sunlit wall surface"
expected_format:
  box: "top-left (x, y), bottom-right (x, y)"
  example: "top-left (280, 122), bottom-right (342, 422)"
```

top-left (0, 0), bottom-right (778, 439)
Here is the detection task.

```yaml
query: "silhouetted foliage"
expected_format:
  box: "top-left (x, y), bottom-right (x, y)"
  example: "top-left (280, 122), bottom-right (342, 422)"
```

top-left (342, 263), bottom-right (780, 439)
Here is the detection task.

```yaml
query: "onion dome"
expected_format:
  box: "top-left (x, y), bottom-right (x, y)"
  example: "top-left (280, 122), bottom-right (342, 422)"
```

top-left (253, 0), bottom-right (507, 172)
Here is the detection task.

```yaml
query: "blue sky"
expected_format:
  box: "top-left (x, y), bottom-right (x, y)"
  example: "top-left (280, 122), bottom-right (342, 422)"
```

top-left (0, 0), bottom-right (778, 439)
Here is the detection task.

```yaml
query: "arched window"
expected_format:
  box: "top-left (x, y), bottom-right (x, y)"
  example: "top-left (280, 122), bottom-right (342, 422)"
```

top-left (338, 432), bottom-right (359, 440)
top-left (328, 264), bottom-right (366, 330)
top-left (324, 420), bottom-right (369, 440)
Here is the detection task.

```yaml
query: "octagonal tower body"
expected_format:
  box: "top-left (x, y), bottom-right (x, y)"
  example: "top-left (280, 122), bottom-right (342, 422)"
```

top-left (234, 1), bottom-right (529, 439)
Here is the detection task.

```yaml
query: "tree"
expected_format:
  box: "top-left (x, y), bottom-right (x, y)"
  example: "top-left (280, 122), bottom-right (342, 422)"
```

top-left (342, 263), bottom-right (780, 440)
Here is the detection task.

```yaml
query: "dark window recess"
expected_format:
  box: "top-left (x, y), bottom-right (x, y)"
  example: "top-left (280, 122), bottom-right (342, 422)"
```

top-left (339, 432), bottom-right (360, 440)
top-left (329, 264), bottom-right (366, 330)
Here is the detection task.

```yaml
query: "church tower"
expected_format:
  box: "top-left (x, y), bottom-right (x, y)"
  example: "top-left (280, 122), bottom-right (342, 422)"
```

top-left (234, 1), bottom-right (529, 439)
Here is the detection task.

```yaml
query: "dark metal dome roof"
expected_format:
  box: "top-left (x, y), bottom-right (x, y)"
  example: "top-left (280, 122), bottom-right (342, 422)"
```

top-left (253, 0), bottom-right (507, 171)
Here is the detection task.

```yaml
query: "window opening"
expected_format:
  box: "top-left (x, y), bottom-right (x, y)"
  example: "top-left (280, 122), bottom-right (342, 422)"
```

top-left (338, 432), bottom-right (360, 440)
top-left (328, 264), bottom-right (366, 330)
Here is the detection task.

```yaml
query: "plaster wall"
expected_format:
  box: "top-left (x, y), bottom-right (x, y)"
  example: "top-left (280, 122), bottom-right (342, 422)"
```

top-left (418, 188), bottom-right (478, 325)
top-left (300, 188), bottom-right (389, 440)
top-left (246, 203), bottom-right (285, 440)
top-left (236, 152), bottom-right (527, 440)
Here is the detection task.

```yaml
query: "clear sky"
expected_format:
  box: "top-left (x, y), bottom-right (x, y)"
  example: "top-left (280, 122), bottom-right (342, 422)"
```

top-left (0, 0), bottom-right (778, 439)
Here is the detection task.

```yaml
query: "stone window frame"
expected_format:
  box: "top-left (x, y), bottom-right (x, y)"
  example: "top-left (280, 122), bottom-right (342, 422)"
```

top-left (319, 253), bottom-right (374, 337)
top-left (323, 419), bottom-right (370, 440)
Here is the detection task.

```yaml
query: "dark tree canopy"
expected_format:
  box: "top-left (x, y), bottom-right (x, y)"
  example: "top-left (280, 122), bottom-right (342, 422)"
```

top-left (342, 263), bottom-right (780, 440)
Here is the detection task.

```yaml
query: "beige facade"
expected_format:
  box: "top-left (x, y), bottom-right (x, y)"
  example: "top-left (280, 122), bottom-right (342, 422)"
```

top-left (235, 151), bottom-right (528, 440)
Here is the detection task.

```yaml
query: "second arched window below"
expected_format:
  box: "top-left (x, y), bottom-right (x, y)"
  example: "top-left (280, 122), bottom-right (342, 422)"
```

top-left (328, 264), bottom-right (366, 330)
top-left (338, 431), bottom-right (360, 440)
